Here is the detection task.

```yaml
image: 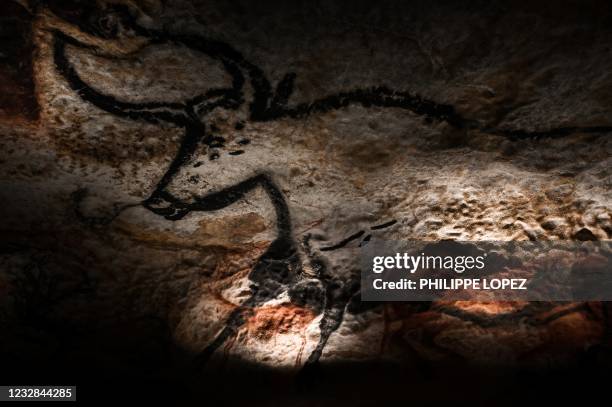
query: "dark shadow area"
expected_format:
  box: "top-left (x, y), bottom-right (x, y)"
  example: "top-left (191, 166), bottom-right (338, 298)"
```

top-left (2, 339), bottom-right (612, 405)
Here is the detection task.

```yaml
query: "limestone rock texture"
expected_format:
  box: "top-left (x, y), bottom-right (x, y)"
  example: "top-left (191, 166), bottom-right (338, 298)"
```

top-left (0, 0), bottom-right (611, 403)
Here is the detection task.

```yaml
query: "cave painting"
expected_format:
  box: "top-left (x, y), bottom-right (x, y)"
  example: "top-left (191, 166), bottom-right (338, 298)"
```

top-left (38, 1), bottom-right (611, 371)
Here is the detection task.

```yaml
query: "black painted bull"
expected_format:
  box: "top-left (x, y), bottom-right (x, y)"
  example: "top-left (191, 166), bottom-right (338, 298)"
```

top-left (31, 0), bottom-right (612, 372)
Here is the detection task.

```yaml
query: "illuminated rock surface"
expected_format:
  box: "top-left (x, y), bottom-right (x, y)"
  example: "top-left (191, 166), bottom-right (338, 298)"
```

top-left (0, 0), bottom-right (611, 403)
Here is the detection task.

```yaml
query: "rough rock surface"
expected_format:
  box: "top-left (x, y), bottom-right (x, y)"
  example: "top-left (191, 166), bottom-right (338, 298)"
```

top-left (1, 0), bottom-right (611, 402)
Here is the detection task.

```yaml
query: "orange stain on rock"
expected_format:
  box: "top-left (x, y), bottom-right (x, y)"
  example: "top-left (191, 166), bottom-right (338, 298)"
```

top-left (246, 304), bottom-right (316, 342)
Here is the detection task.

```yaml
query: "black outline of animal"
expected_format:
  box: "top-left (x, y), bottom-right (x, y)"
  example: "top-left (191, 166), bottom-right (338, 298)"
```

top-left (41, 1), bottom-right (612, 373)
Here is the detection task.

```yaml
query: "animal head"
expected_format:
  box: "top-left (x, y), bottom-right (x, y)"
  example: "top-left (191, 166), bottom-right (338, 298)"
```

top-left (29, 0), bottom-right (163, 53)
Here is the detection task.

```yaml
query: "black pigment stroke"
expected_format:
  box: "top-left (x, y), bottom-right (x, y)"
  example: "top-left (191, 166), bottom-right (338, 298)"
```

top-left (432, 302), bottom-right (592, 328)
top-left (371, 220), bottom-right (397, 230)
top-left (48, 3), bottom-right (612, 374)
top-left (320, 230), bottom-right (365, 252)
top-left (319, 219), bottom-right (397, 251)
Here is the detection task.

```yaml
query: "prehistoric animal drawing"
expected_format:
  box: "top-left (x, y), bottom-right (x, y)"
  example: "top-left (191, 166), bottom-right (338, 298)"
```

top-left (38, 1), bottom-right (612, 371)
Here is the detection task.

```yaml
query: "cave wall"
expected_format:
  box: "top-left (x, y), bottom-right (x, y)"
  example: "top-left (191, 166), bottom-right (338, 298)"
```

top-left (1, 0), bottom-right (611, 403)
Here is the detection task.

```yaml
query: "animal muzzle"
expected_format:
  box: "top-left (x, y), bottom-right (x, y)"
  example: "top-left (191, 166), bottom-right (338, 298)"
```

top-left (142, 190), bottom-right (190, 220)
